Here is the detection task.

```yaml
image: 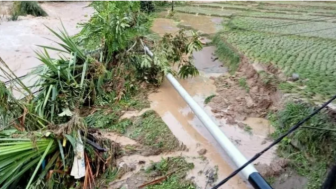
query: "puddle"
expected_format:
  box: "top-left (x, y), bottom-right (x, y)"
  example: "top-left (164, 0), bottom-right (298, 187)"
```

top-left (174, 12), bottom-right (223, 34)
top-left (0, 2), bottom-right (93, 80)
top-left (120, 108), bottom-right (152, 119)
top-left (148, 78), bottom-right (248, 189)
top-left (102, 132), bottom-right (138, 146)
top-left (0, 2), bottom-right (93, 98)
top-left (151, 18), bottom-right (179, 36)
top-left (193, 46), bottom-right (227, 75)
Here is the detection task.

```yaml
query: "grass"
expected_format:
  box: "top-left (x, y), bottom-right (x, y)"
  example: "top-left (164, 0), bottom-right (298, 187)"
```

top-left (13, 2), bottom-right (47, 17)
top-left (204, 94), bottom-right (216, 104)
top-left (269, 102), bottom-right (336, 188)
top-left (145, 157), bottom-right (196, 189)
top-left (238, 77), bottom-right (249, 93)
top-left (212, 34), bottom-right (240, 73)
top-left (129, 110), bottom-right (180, 152)
top-left (244, 125), bottom-right (253, 135)
top-left (87, 109), bottom-right (180, 152)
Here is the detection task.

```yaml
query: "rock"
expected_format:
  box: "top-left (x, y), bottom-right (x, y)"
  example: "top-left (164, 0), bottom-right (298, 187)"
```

top-left (205, 168), bottom-right (217, 185)
top-left (197, 149), bottom-right (207, 155)
top-left (288, 73), bottom-right (299, 81)
top-left (128, 163), bottom-right (136, 171)
top-left (138, 160), bottom-right (146, 164)
top-left (226, 116), bottom-right (237, 125)
top-left (250, 86), bottom-right (259, 93)
top-left (245, 96), bottom-right (254, 108)
top-left (237, 122), bottom-right (246, 129)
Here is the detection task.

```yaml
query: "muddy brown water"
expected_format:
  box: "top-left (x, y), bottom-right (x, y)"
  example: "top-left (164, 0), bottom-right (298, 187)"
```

top-left (0, 2), bottom-right (93, 79)
top-left (156, 11), bottom-right (223, 34)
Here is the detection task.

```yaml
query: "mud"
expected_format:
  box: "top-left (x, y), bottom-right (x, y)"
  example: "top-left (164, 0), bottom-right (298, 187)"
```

top-left (174, 12), bottom-right (223, 34)
top-left (0, 2), bottom-right (93, 78)
top-left (209, 58), bottom-right (281, 121)
top-left (151, 18), bottom-right (179, 37)
top-left (192, 46), bottom-right (227, 76)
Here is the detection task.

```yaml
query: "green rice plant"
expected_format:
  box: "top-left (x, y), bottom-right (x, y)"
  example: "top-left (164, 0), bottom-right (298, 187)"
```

top-left (0, 137), bottom-right (57, 189)
top-left (212, 34), bottom-right (240, 73)
top-left (230, 17), bottom-right (336, 39)
top-left (224, 29), bottom-right (336, 99)
top-left (174, 6), bottom-right (237, 17)
top-left (13, 1), bottom-right (47, 17)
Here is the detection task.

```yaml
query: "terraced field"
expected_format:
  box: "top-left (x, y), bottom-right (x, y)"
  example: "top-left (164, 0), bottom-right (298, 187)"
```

top-left (176, 2), bottom-right (336, 100)
top-left (223, 30), bottom-right (336, 97)
top-left (230, 17), bottom-right (336, 39)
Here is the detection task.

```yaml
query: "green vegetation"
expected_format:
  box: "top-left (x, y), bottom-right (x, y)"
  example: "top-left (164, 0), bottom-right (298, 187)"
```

top-left (212, 34), bottom-right (240, 73)
top-left (87, 109), bottom-right (180, 152)
top-left (269, 102), bottom-right (336, 188)
top-left (13, 2), bottom-right (47, 17)
top-left (204, 94), bottom-right (216, 104)
top-left (238, 78), bottom-right (249, 92)
top-left (0, 138), bottom-right (56, 188)
top-left (230, 17), bottom-right (336, 39)
top-left (145, 157), bottom-right (196, 189)
top-left (224, 29), bottom-right (336, 99)
top-left (130, 110), bottom-right (180, 151)
top-left (0, 1), bottom-right (203, 188)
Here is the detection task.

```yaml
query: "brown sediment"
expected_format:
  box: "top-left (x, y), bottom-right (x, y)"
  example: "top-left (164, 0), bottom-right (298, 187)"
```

top-left (208, 57), bottom-right (282, 121)
top-left (148, 77), bottom-right (248, 189)
top-left (0, 2), bottom-right (93, 79)
top-left (174, 12), bottom-right (222, 34)
top-left (151, 18), bottom-right (179, 37)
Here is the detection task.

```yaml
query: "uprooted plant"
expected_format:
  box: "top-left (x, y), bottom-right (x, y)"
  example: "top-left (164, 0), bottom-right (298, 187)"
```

top-left (0, 1), bottom-right (203, 188)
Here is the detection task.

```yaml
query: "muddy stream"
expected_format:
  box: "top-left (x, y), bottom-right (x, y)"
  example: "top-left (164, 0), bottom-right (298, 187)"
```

top-left (0, 3), bottom-right (276, 188)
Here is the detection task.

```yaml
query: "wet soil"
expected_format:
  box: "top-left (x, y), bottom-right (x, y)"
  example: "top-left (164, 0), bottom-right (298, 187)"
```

top-left (0, 3), bottom-right (288, 188)
top-left (0, 2), bottom-right (93, 78)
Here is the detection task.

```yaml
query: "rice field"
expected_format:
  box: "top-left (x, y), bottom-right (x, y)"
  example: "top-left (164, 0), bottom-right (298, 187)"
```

top-left (177, 2), bottom-right (336, 99)
top-left (230, 17), bottom-right (336, 39)
top-left (224, 30), bottom-right (336, 98)
top-left (174, 6), bottom-right (237, 17)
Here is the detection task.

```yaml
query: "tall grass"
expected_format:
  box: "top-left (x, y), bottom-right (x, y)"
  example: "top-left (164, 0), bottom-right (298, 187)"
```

top-left (270, 102), bottom-right (336, 188)
top-left (212, 34), bottom-right (240, 73)
top-left (13, 2), bottom-right (47, 17)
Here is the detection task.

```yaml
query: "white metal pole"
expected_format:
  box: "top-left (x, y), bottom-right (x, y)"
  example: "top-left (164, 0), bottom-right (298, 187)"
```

top-left (143, 46), bottom-right (256, 179)
top-left (144, 46), bottom-right (271, 189)
top-left (165, 73), bottom-right (256, 179)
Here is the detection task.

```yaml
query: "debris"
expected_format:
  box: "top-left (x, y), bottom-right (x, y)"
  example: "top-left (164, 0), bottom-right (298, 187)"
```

top-left (138, 171), bottom-right (176, 188)
top-left (70, 131), bottom-right (86, 179)
top-left (198, 148), bottom-right (207, 155)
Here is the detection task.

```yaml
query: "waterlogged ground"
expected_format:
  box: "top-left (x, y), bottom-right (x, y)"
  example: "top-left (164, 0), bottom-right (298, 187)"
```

top-left (0, 2), bottom-right (93, 78)
top-left (0, 2), bottom-right (281, 189)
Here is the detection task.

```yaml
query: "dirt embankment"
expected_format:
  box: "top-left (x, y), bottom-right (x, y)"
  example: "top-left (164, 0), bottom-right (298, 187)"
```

top-left (209, 56), bottom-right (282, 124)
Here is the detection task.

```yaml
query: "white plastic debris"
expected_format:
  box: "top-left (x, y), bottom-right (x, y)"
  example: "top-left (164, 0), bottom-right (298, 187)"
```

top-left (70, 130), bottom-right (85, 179)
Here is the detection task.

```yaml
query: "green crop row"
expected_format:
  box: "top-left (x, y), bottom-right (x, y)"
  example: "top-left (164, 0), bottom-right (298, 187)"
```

top-left (174, 6), bottom-right (237, 17)
top-left (224, 30), bottom-right (336, 98)
top-left (176, 5), bottom-right (322, 21)
top-left (231, 17), bottom-right (336, 39)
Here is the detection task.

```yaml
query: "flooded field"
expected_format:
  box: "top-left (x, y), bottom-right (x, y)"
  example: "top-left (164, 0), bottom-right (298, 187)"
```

top-left (0, 2), bottom-right (93, 77)
top-left (0, 2), bottom-right (278, 189)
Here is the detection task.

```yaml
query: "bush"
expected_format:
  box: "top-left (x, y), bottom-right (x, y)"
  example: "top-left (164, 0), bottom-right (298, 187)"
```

top-left (13, 2), bottom-right (47, 17)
